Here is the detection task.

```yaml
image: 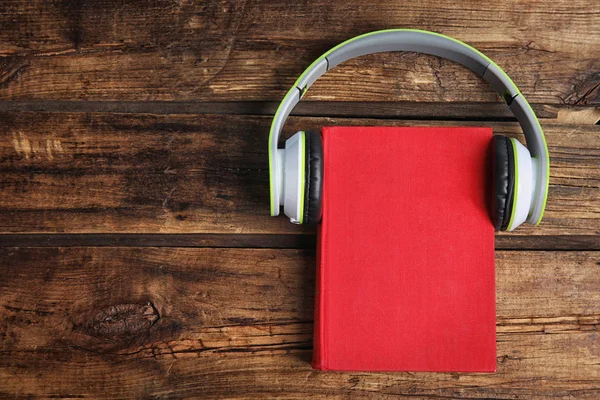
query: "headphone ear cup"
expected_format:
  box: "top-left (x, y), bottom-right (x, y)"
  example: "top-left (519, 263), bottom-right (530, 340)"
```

top-left (492, 135), bottom-right (515, 231)
top-left (303, 131), bottom-right (324, 224)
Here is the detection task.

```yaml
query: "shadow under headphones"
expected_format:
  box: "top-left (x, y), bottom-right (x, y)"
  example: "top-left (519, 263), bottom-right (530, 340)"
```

top-left (269, 29), bottom-right (550, 231)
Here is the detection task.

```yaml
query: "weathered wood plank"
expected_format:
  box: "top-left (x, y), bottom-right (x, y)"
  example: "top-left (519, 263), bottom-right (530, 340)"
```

top-left (0, 0), bottom-right (598, 104)
top-left (0, 248), bottom-right (598, 399)
top-left (0, 112), bottom-right (598, 239)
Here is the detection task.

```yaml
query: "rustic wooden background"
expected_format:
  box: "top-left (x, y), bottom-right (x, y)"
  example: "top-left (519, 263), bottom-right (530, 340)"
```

top-left (0, 0), bottom-right (599, 398)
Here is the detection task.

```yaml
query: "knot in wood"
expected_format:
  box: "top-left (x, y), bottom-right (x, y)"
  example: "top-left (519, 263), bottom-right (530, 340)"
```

top-left (87, 302), bottom-right (159, 339)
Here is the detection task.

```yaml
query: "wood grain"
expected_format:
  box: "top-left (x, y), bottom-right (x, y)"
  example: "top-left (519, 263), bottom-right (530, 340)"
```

top-left (1, 247), bottom-right (598, 399)
top-left (0, 112), bottom-right (598, 240)
top-left (0, 0), bottom-right (598, 104)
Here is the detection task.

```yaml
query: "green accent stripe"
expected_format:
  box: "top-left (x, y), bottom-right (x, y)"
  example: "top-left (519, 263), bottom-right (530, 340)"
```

top-left (533, 155), bottom-right (549, 226)
top-left (521, 99), bottom-right (550, 225)
top-left (507, 139), bottom-right (519, 231)
top-left (269, 90), bottom-right (298, 216)
top-left (299, 132), bottom-right (306, 224)
top-left (268, 131), bottom-right (275, 215)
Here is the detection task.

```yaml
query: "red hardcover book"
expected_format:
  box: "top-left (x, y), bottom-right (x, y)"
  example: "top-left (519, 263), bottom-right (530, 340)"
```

top-left (313, 126), bottom-right (496, 372)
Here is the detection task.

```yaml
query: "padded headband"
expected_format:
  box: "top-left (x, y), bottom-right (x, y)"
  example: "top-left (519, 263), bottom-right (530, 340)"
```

top-left (269, 29), bottom-right (549, 225)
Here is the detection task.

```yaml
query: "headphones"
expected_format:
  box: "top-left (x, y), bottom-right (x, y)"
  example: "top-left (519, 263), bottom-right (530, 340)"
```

top-left (269, 29), bottom-right (550, 231)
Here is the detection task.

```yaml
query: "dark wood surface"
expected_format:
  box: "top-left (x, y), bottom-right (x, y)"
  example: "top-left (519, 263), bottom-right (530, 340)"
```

top-left (0, 0), bottom-right (599, 398)
top-left (1, 248), bottom-right (599, 399)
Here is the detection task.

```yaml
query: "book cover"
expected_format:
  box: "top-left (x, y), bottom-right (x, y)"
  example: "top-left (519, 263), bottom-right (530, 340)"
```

top-left (313, 126), bottom-right (496, 372)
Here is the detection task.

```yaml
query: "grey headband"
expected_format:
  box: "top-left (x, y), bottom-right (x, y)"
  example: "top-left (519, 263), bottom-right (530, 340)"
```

top-left (269, 29), bottom-right (549, 225)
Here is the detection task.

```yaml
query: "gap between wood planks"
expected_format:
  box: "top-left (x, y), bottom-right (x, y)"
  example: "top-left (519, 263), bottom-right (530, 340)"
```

top-left (0, 234), bottom-right (598, 250)
top-left (0, 100), bottom-right (568, 119)
top-left (0, 101), bottom-right (597, 124)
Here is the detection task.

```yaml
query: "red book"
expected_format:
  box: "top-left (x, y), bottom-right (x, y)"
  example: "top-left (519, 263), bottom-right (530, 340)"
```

top-left (313, 126), bottom-right (496, 372)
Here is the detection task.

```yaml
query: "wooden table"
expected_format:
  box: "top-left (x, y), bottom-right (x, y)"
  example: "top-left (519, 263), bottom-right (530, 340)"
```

top-left (1, 1), bottom-right (598, 398)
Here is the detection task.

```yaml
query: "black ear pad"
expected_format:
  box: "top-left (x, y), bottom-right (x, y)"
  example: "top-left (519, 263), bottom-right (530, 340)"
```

top-left (303, 131), bottom-right (324, 224)
top-left (492, 135), bottom-right (515, 231)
